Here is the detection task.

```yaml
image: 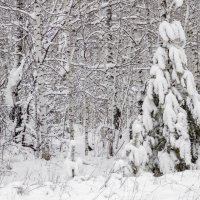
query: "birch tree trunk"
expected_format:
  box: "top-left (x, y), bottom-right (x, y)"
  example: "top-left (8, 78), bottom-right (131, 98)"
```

top-left (34, 0), bottom-right (50, 160)
top-left (67, 28), bottom-right (76, 176)
top-left (105, 0), bottom-right (114, 157)
top-left (84, 95), bottom-right (89, 156)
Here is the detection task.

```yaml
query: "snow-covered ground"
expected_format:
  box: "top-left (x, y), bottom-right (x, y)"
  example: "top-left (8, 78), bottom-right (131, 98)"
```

top-left (0, 124), bottom-right (199, 200)
top-left (0, 156), bottom-right (200, 200)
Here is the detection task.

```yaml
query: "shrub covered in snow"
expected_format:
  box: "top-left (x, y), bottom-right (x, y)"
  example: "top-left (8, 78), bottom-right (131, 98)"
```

top-left (120, 116), bottom-right (148, 175)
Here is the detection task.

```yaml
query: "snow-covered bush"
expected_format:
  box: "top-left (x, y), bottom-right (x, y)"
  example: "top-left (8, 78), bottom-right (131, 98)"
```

top-left (122, 141), bottom-right (147, 175)
top-left (121, 117), bottom-right (148, 175)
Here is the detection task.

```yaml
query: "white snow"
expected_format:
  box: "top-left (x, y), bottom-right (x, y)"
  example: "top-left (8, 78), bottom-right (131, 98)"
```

top-left (158, 151), bottom-right (175, 174)
top-left (191, 95), bottom-right (200, 124)
top-left (159, 21), bottom-right (176, 42)
top-left (0, 122), bottom-right (200, 200)
top-left (182, 70), bottom-right (197, 96)
top-left (163, 104), bottom-right (177, 132)
top-left (172, 20), bottom-right (186, 43)
top-left (163, 91), bottom-right (184, 133)
top-left (113, 159), bottom-right (132, 175)
top-left (146, 79), bottom-right (154, 100)
top-left (174, 0), bottom-right (184, 8)
top-left (64, 157), bottom-right (83, 177)
top-left (159, 20), bottom-right (186, 45)
top-left (169, 45), bottom-right (186, 74)
top-left (5, 59), bottom-right (25, 106)
top-left (153, 47), bottom-right (168, 69)
top-left (172, 69), bottom-right (180, 84)
top-left (142, 97), bottom-right (157, 131)
top-left (150, 64), bottom-right (160, 77)
top-left (0, 159), bottom-right (200, 200)
top-left (153, 74), bottom-right (168, 104)
top-left (123, 141), bottom-right (147, 169)
top-left (174, 113), bottom-right (191, 165)
top-left (132, 118), bottom-right (144, 139)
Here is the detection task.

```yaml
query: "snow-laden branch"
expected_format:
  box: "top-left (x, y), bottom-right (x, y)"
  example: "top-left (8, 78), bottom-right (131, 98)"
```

top-left (5, 57), bottom-right (26, 107)
top-left (0, 5), bottom-right (35, 20)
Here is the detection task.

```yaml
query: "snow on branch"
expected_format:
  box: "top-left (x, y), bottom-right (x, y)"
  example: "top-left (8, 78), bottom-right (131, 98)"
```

top-left (0, 5), bottom-right (35, 20)
top-left (5, 58), bottom-right (26, 107)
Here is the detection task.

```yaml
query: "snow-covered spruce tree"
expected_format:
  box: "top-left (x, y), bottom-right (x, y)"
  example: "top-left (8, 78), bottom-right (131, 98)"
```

top-left (130, 0), bottom-right (200, 175)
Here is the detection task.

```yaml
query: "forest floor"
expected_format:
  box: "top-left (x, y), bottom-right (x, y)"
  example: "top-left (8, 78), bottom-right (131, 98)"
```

top-left (1, 126), bottom-right (200, 200)
top-left (0, 156), bottom-right (200, 200)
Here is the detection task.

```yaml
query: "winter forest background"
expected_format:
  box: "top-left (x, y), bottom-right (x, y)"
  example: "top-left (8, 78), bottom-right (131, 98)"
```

top-left (1, 0), bottom-right (200, 199)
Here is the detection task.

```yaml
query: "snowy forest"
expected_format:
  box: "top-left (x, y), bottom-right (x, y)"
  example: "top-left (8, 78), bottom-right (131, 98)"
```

top-left (1, 0), bottom-right (200, 199)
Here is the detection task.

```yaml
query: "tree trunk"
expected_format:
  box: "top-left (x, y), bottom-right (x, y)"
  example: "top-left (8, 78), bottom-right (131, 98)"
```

top-left (10, 0), bottom-right (24, 142)
top-left (84, 96), bottom-right (89, 156)
top-left (34, 0), bottom-right (50, 160)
